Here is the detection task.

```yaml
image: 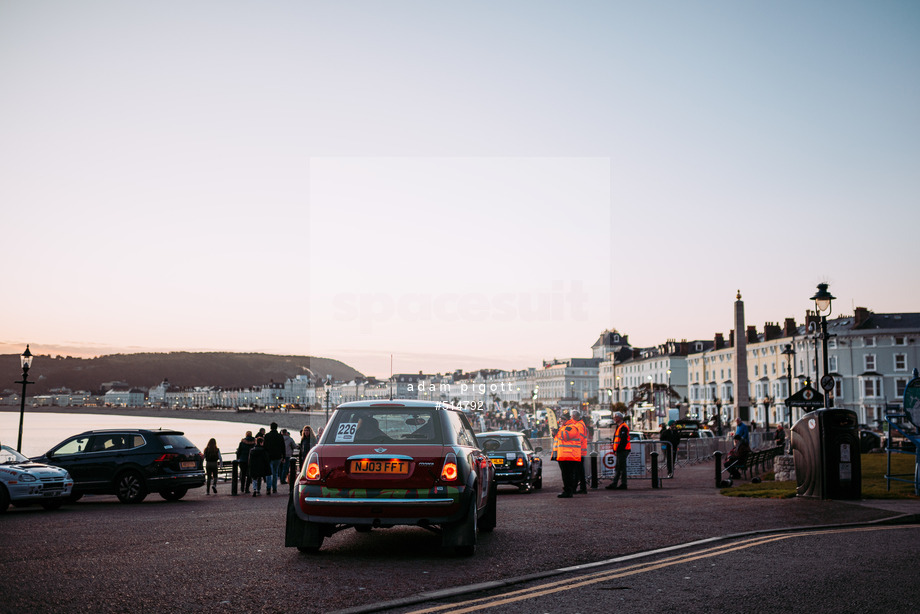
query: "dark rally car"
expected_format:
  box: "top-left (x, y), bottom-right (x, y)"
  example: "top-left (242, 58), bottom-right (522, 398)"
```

top-left (285, 400), bottom-right (497, 555)
top-left (475, 430), bottom-right (543, 492)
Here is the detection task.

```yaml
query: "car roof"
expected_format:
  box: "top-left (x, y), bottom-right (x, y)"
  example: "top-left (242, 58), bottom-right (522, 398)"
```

top-left (476, 430), bottom-right (526, 438)
top-left (68, 428), bottom-right (185, 436)
top-left (336, 399), bottom-right (462, 410)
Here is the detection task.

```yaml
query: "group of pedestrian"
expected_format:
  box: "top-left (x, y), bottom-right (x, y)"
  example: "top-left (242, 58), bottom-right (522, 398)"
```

top-left (226, 423), bottom-right (320, 497)
top-left (552, 408), bottom-right (633, 497)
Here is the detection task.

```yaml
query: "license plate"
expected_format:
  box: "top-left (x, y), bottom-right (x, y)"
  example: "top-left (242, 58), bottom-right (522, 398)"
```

top-left (180, 461), bottom-right (196, 470)
top-left (490, 458), bottom-right (504, 466)
top-left (43, 490), bottom-right (62, 497)
top-left (351, 459), bottom-right (409, 475)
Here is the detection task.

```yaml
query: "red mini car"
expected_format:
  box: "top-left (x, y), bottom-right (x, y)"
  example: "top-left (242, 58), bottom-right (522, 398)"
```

top-left (285, 400), bottom-right (497, 555)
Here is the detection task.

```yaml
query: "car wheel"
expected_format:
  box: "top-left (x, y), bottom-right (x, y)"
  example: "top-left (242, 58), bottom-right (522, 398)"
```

top-left (115, 471), bottom-right (148, 504)
top-left (67, 491), bottom-right (83, 503)
top-left (286, 497), bottom-right (325, 552)
top-left (40, 500), bottom-right (65, 511)
top-left (451, 497), bottom-right (477, 556)
top-left (159, 488), bottom-right (188, 501)
top-left (534, 469), bottom-right (543, 490)
top-left (354, 525), bottom-right (372, 533)
top-left (0, 485), bottom-right (9, 513)
top-left (479, 483), bottom-right (497, 533)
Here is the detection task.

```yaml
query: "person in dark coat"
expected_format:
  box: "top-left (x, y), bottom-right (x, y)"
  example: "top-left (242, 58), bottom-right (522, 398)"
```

top-left (247, 437), bottom-right (271, 497)
top-left (235, 431), bottom-right (256, 493)
top-left (299, 426), bottom-right (315, 466)
top-left (659, 421), bottom-right (681, 478)
top-left (262, 422), bottom-right (286, 495)
top-left (724, 435), bottom-right (752, 479)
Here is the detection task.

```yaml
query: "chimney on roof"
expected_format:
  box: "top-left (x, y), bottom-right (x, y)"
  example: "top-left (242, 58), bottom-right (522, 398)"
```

top-left (805, 310), bottom-right (821, 333)
top-left (746, 325), bottom-right (758, 343)
top-left (763, 322), bottom-right (782, 342)
top-left (854, 307), bottom-right (871, 328)
top-left (714, 333), bottom-right (724, 350)
top-left (729, 329), bottom-right (735, 348)
top-left (783, 317), bottom-right (797, 337)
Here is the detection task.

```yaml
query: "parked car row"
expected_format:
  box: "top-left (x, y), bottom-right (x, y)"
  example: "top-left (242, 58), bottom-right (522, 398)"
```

top-left (1, 429), bottom-right (206, 514)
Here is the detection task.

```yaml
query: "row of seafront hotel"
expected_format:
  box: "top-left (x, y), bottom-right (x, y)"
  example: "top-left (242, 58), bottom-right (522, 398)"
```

top-left (10, 294), bottom-right (919, 430)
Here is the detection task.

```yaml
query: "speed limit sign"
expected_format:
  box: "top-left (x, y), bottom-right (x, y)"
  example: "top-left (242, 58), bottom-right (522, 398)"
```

top-left (602, 451), bottom-right (617, 470)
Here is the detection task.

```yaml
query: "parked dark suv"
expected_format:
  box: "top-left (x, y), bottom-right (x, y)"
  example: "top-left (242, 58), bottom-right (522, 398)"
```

top-left (32, 429), bottom-right (205, 503)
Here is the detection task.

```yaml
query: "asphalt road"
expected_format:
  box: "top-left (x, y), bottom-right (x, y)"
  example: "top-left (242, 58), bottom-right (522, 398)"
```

top-left (0, 461), bottom-right (915, 614)
top-left (381, 525), bottom-right (920, 614)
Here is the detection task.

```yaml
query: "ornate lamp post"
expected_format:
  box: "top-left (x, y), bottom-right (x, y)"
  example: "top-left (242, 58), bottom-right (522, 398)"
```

top-left (810, 283), bottom-right (836, 409)
top-left (782, 343), bottom-right (796, 427)
top-left (16, 345), bottom-right (34, 452)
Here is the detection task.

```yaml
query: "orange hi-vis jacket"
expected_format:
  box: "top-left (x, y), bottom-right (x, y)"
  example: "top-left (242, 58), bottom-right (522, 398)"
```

top-left (575, 419), bottom-right (589, 454)
top-left (554, 418), bottom-right (585, 461)
top-left (613, 422), bottom-right (631, 452)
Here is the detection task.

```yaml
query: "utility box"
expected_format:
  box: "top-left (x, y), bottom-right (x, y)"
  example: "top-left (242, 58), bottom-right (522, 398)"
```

top-left (791, 409), bottom-right (862, 500)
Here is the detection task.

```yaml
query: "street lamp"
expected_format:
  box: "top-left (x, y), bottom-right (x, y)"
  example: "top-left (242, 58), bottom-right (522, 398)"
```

top-left (15, 345), bottom-right (34, 452)
top-left (810, 283), bottom-right (836, 409)
top-left (324, 377), bottom-right (332, 423)
top-left (615, 375), bottom-right (620, 405)
top-left (666, 368), bottom-right (671, 414)
top-left (782, 343), bottom-right (796, 427)
top-left (647, 375), bottom-right (653, 430)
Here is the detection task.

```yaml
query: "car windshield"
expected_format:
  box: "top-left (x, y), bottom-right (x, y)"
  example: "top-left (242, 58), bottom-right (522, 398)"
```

top-left (0, 445), bottom-right (29, 464)
top-left (327, 409), bottom-right (442, 444)
top-left (476, 436), bottom-right (521, 452)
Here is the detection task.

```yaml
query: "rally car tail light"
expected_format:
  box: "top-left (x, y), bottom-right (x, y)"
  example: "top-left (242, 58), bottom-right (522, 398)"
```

top-left (303, 451), bottom-right (321, 482)
top-left (440, 452), bottom-right (458, 481)
top-left (515, 456), bottom-right (525, 467)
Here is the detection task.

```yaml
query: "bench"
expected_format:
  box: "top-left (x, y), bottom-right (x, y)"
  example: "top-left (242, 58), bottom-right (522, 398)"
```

top-left (732, 445), bottom-right (784, 479)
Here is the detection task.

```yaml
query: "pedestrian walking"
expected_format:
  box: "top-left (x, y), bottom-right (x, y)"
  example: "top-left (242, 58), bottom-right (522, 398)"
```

top-left (248, 437), bottom-right (271, 497)
top-left (203, 438), bottom-right (221, 494)
top-left (236, 431), bottom-right (256, 493)
top-left (262, 422), bottom-right (285, 495)
top-left (553, 410), bottom-right (585, 498)
top-left (281, 429), bottom-right (296, 484)
top-left (299, 426), bottom-right (315, 466)
top-left (659, 420), bottom-right (681, 478)
top-left (605, 412), bottom-right (631, 490)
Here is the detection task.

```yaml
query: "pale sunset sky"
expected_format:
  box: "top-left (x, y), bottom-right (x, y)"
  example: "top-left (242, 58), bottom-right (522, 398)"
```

top-left (1, 1), bottom-right (918, 378)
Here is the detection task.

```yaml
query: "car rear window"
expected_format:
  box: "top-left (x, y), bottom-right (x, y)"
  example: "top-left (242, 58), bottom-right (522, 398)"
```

top-left (156, 434), bottom-right (198, 450)
top-left (327, 409), bottom-right (443, 444)
top-left (477, 436), bottom-right (521, 452)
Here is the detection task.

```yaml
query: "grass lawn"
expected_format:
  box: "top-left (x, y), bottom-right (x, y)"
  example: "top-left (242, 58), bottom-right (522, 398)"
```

top-left (721, 453), bottom-right (919, 499)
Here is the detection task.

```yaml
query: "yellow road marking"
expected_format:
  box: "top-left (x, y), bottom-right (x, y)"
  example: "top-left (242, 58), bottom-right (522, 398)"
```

top-left (407, 525), bottom-right (920, 614)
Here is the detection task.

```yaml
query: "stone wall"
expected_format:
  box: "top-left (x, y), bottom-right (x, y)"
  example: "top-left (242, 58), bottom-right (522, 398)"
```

top-left (774, 454), bottom-right (796, 482)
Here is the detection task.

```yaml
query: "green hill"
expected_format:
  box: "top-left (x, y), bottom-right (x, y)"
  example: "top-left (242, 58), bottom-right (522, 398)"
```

top-left (0, 352), bottom-right (363, 394)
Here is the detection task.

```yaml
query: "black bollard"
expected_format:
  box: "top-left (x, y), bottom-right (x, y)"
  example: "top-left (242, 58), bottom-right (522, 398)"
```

top-left (651, 451), bottom-right (660, 488)
top-left (590, 452), bottom-right (598, 489)
top-left (231, 460), bottom-right (238, 496)
top-left (714, 451), bottom-right (723, 488)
